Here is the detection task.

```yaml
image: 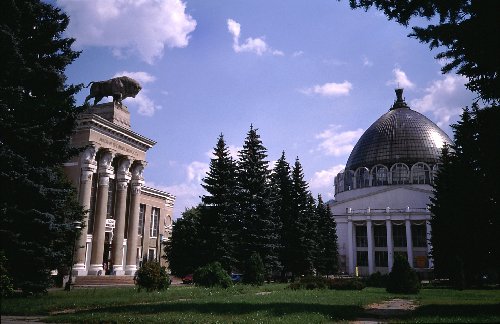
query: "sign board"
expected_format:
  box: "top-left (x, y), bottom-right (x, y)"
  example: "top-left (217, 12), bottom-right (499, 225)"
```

top-left (105, 219), bottom-right (116, 229)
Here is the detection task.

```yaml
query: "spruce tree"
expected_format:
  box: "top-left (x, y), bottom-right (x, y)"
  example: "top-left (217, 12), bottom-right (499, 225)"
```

top-left (269, 152), bottom-right (293, 278)
top-left (314, 195), bottom-right (339, 276)
top-left (289, 157), bottom-right (316, 276)
top-left (200, 134), bottom-right (238, 270)
top-left (0, 0), bottom-right (85, 293)
top-left (236, 125), bottom-right (280, 276)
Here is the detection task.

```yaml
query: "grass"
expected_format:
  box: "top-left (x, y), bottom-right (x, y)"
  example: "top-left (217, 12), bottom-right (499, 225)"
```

top-left (2, 284), bottom-right (499, 323)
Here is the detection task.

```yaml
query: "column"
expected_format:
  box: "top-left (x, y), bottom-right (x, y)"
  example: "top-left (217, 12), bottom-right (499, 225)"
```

top-left (405, 218), bottom-right (414, 267)
top-left (347, 217), bottom-right (355, 275)
top-left (73, 146), bottom-right (97, 275)
top-left (367, 218), bottom-right (374, 274)
top-left (386, 218), bottom-right (394, 271)
top-left (125, 162), bottom-right (144, 275)
top-left (88, 151), bottom-right (114, 275)
top-left (426, 220), bottom-right (433, 268)
top-left (111, 158), bottom-right (131, 275)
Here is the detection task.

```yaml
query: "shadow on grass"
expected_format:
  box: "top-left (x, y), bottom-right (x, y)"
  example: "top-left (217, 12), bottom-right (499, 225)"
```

top-left (69, 302), bottom-right (364, 320)
top-left (412, 303), bottom-right (500, 317)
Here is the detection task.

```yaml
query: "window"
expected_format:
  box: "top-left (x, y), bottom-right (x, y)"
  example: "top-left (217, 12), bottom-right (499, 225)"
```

top-left (148, 248), bottom-right (156, 262)
top-left (371, 165), bottom-right (389, 186)
top-left (374, 225), bottom-right (387, 247)
top-left (375, 251), bottom-right (388, 267)
top-left (106, 178), bottom-right (116, 219)
top-left (355, 225), bottom-right (368, 247)
top-left (150, 207), bottom-right (160, 238)
top-left (138, 204), bottom-right (146, 236)
top-left (356, 251), bottom-right (368, 266)
top-left (411, 162), bottom-right (431, 184)
top-left (391, 163), bottom-right (409, 184)
top-left (355, 167), bottom-right (370, 188)
top-left (412, 223), bottom-right (427, 247)
top-left (392, 224), bottom-right (407, 247)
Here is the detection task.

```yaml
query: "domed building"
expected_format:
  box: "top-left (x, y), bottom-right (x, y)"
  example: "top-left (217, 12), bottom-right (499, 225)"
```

top-left (329, 89), bottom-right (452, 276)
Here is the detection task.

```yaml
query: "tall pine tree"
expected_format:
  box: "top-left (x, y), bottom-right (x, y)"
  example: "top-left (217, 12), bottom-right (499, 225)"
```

top-left (236, 125), bottom-right (281, 276)
top-left (314, 195), bottom-right (339, 276)
top-left (0, 0), bottom-right (85, 293)
top-left (200, 134), bottom-right (239, 270)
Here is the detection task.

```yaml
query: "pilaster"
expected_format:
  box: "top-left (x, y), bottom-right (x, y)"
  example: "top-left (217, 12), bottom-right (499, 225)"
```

top-left (125, 162), bottom-right (145, 275)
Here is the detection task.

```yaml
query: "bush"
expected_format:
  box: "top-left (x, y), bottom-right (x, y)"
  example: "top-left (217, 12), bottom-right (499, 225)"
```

top-left (386, 254), bottom-right (420, 294)
top-left (288, 276), bottom-right (365, 290)
top-left (0, 252), bottom-right (14, 297)
top-left (366, 271), bottom-right (389, 288)
top-left (193, 262), bottom-right (232, 288)
top-left (243, 252), bottom-right (265, 285)
top-left (134, 261), bottom-right (170, 292)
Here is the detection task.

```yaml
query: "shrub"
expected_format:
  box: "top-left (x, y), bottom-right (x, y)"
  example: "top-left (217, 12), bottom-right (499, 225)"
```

top-left (366, 271), bottom-right (389, 288)
top-left (0, 252), bottom-right (14, 297)
top-left (329, 278), bottom-right (365, 290)
top-left (386, 254), bottom-right (421, 294)
top-left (134, 261), bottom-right (170, 292)
top-left (193, 262), bottom-right (232, 288)
top-left (243, 252), bottom-right (265, 285)
top-left (288, 276), bottom-right (329, 290)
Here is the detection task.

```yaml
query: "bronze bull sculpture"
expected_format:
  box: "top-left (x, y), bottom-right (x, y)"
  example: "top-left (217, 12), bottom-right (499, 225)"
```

top-left (84, 76), bottom-right (142, 106)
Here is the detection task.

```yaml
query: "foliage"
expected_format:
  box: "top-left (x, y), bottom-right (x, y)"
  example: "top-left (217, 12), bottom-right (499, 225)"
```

top-left (386, 254), bottom-right (420, 294)
top-left (348, 0), bottom-right (500, 103)
top-left (199, 134), bottom-right (239, 271)
top-left (289, 276), bottom-right (366, 290)
top-left (430, 106), bottom-right (500, 287)
top-left (243, 252), bottom-right (265, 285)
top-left (236, 125), bottom-right (281, 276)
top-left (193, 262), bottom-right (232, 288)
top-left (165, 206), bottom-right (203, 277)
top-left (366, 271), bottom-right (388, 288)
top-left (0, 0), bottom-right (85, 294)
top-left (314, 195), bottom-right (339, 276)
top-left (0, 252), bottom-right (14, 297)
top-left (134, 261), bottom-right (170, 292)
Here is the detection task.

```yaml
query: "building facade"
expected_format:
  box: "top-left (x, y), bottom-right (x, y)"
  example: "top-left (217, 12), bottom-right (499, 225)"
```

top-left (329, 89), bottom-right (452, 277)
top-left (64, 102), bottom-right (174, 276)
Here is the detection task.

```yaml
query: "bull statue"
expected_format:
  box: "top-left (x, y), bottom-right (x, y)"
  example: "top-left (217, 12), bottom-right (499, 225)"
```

top-left (84, 76), bottom-right (142, 106)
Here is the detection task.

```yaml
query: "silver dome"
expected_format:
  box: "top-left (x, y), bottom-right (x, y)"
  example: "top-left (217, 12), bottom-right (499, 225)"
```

top-left (345, 89), bottom-right (453, 171)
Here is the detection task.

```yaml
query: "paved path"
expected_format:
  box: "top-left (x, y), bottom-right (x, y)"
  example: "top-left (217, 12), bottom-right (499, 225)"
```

top-left (1, 316), bottom-right (47, 324)
top-left (351, 298), bottom-right (418, 323)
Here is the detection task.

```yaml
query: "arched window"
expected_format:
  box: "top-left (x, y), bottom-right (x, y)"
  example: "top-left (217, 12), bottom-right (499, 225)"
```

top-left (371, 164), bottom-right (389, 186)
top-left (411, 162), bottom-right (431, 184)
top-left (355, 167), bottom-right (370, 188)
top-left (432, 163), bottom-right (442, 181)
top-left (344, 170), bottom-right (354, 191)
top-left (390, 163), bottom-right (410, 184)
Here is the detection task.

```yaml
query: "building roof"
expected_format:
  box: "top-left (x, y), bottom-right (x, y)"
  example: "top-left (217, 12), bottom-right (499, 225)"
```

top-left (345, 89), bottom-right (452, 170)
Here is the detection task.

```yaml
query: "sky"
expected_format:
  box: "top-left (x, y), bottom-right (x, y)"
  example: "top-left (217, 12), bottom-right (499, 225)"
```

top-left (55, 0), bottom-right (477, 219)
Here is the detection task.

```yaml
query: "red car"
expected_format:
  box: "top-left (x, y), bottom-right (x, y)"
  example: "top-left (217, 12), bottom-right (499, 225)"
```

top-left (182, 274), bottom-right (193, 284)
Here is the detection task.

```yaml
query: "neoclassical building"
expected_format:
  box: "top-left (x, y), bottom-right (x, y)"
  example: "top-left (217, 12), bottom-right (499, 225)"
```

top-left (64, 102), bottom-right (175, 276)
top-left (329, 89), bottom-right (452, 277)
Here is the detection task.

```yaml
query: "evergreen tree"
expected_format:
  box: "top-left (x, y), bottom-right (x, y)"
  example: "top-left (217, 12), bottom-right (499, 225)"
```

top-left (314, 195), bottom-right (339, 276)
top-left (0, 0), bottom-right (85, 293)
top-left (269, 152), bottom-right (293, 277)
top-left (236, 125), bottom-right (281, 276)
top-left (289, 157), bottom-right (316, 276)
top-left (430, 106), bottom-right (500, 286)
top-left (199, 134), bottom-right (239, 270)
top-left (165, 206), bottom-right (204, 277)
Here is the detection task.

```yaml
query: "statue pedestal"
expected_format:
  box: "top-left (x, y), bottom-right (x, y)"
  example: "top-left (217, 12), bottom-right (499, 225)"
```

top-left (87, 102), bottom-right (131, 129)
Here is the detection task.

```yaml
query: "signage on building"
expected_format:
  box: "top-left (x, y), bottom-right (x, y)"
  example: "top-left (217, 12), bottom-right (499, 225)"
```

top-left (105, 219), bottom-right (115, 229)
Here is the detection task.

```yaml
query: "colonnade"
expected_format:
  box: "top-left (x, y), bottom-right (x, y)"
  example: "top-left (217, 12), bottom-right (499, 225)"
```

top-left (72, 146), bottom-right (145, 276)
top-left (346, 216), bottom-right (431, 275)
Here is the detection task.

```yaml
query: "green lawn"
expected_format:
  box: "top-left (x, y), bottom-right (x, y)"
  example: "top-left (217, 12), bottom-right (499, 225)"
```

top-left (2, 284), bottom-right (499, 323)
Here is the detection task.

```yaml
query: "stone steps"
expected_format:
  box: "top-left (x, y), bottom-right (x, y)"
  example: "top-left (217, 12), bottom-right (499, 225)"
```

top-left (74, 275), bottom-right (135, 287)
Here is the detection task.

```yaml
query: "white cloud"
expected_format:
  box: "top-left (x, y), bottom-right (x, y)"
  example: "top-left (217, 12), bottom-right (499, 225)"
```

top-left (292, 50), bottom-right (304, 57)
top-left (314, 125), bottom-right (364, 157)
top-left (187, 161), bottom-right (209, 182)
top-left (387, 68), bottom-right (415, 89)
top-left (206, 144), bottom-right (241, 160)
top-left (58, 0), bottom-right (196, 64)
top-left (227, 19), bottom-right (282, 56)
top-left (362, 56), bottom-right (373, 67)
top-left (113, 71), bottom-right (160, 116)
top-left (301, 81), bottom-right (353, 97)
top-left (411, 74), bottom-right (471, 128)
top-left (309, 164), bottom-right (346, 191)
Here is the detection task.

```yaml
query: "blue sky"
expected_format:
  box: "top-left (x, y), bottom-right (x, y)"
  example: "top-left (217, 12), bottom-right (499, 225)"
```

top-left (56, 0), bottom-right (476, 219)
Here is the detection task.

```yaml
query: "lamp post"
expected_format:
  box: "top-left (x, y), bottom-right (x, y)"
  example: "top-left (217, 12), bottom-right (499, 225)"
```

top-left (65, 221), bottom-right (82, 291)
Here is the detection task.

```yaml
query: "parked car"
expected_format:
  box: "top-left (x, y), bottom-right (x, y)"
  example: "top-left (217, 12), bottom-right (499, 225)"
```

top-left (230, 273), bottom-right (243, 283)
top-left (182, 274), bottom-right (193, 284)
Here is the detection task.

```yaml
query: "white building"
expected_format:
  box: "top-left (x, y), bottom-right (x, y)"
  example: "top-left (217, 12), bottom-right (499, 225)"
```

top-left (329, 89), bottom-right (452, 277)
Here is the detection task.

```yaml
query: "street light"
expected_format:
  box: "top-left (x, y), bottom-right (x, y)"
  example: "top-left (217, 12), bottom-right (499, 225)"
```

top-left (65, 221), bottom-right (82, 291)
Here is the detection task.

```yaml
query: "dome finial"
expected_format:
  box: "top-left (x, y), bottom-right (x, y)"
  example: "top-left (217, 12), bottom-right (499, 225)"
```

top-left (391, 88), bottom-right (409, 110)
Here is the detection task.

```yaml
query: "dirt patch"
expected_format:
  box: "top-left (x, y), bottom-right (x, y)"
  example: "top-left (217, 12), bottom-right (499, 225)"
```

top-left (255, 291), bottom-right (272, 295)
top-left (364, 298), bottom-right (418, 317)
